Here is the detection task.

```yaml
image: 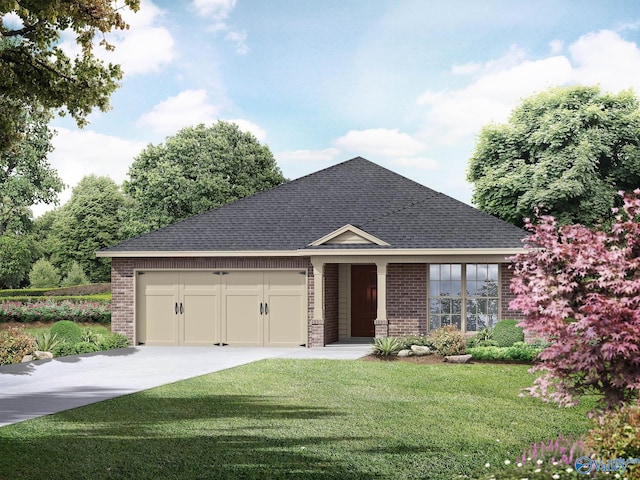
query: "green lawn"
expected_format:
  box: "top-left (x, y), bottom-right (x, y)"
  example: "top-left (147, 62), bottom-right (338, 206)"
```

top-left (0, 359), bottom-right (594, 480)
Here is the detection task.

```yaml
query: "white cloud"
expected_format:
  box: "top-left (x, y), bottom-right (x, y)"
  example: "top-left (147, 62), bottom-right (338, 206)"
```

top-left (416, 30), bottom-right (640, 145)
top-left (569, 30), bottom-right (640, 93)
top-left (451, 62), bottom-right (481, 75)
top-left (276, 148), bottom-right (341, 163)
top-left (58, 0), bottom-right (175, 76)
top-left (137, 89), bottom-right (221, 135)
top-left (193, 0), bottom-right (248, 54)
top-left (1, 12), bottom-right (23, 29)
top-left (32, 128), bottom-right (146, 217)
top-left (226, 118), bottom-right (266, 142)
top-left (193, 0), bottom-right (237, 20)
top-left (334, 128), bottom-right (426, 158)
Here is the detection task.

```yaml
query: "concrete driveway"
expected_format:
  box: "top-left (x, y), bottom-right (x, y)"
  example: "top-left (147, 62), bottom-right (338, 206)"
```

top-left (0, 344), bottom-right (370, 428)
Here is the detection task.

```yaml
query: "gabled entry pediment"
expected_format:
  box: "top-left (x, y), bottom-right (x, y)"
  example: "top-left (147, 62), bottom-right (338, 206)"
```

top-left (309, 224), bottom-right (389, 247)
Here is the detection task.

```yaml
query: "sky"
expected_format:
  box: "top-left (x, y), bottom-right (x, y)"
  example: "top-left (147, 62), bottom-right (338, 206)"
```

top-left (12, 0), bottom-right (640, 216)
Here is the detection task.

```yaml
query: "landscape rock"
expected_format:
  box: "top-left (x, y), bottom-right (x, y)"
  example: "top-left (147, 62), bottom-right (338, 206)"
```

top-left (34, 351), bottom-right (54, 360)
top-left (21, 355), bottom-right (33, 363)
top-left (444, 354), bottom-right (472, 364)
top-left (410, 345), bottom-right (431, 356)
top-left (397, 349), bottom-right (412, 357)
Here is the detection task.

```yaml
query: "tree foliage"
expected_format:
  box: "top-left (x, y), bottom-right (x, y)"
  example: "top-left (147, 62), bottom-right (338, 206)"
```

top-left (510, 191), bottom-right (640, 411)
top-left (48, 175), bottom-right (125, 282)
top-left (124, 121), bottom-right (286, 233)
top-left (0, 232), bottom-right (37, 288)
top-left (0, 0), bottom-right (139, 151)
top-left (28, 257), bottom-right (60, 288)
top-left (468, 86), bottom-right (640, 227)
top-left (0, 100), bottom-right (63, 234)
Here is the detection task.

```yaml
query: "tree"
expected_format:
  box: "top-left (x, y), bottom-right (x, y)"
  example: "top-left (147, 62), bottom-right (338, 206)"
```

top-left (510, 191), bottom-right (640, 411)
top-left (0, 0), bottom-right (139, 152)
top-left (48, 175), bottom-right (126, 282)
top-left (0, 232), bottom-right (37, 288)
top-left (467, 86), bottom-right (640, 228)
top-left (61, 261), bottom-right (88, 287)
top-left (28, 258), bottom-right (60, 288)
top-left (0, 101), bottom-right (63, 234)
top-left (124, 121), bottom-right (286, 232)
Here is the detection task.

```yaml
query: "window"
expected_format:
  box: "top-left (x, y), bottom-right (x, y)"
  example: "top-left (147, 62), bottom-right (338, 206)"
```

top-left (428, 264), bottom-right (499, 332)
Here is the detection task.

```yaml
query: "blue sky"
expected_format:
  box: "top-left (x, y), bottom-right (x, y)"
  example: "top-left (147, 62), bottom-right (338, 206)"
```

top-left (17, 0), bottom-right (640, 215)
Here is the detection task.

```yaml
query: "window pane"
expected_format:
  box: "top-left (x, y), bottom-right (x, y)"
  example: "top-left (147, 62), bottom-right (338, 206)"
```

top-left (442, 299), bottom-right (451, 314)
top-left (430, 299), bottom-right (441, 315)
top-left (441, 266), bottom-right (450, 280)
top-left (430, 316), bottom-right (441, 331)
top-left (429, 264), bottom-right (440, 280)
top-left (451, 264), bottom-right (461, 281)
top-left (466, 263), bottom-right (476, 279)
top-left (466, 280), bottom-right (478, 296)
top-left (452, 299), bottom-right (462, 315)
top-left (452, 315), bottom-right (461, 329)
top-left (488, 264), bottom-right (499, 280)
top-left (429, 280), bottom-right (440, 296)
top-left (477, 264), bottom-right (489, 280)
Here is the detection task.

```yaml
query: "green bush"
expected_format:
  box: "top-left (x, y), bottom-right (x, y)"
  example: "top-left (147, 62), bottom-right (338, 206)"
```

top-left (99, 333), bottom-right (129, 350)
top-left (467, 342), bottom-right (543, 363)
top-left (371, 337), bottom-right (402, 356)
top-left (0, 288), bottom-right (49, 298)
top-left (61, 262), bottom-right (89, 287)
top-left (28, 259), bottom-right (61, 288)
top-left (0, 300), bottom-right (111, 323)
top-left (492, 319), bottom-right (524, 347)
top-left (52, 342), bottom-right (79, 357)
top-left (73, 341), bottom-right (99, 354)
top-left (50, 320), bottom-right (82, 345)
top-left (429, 325), bottom-right (467, 356)
top-left (0, 326), bottom-right (36, 365)
top-left (397, 335), bottom-right (432, 351)
top-left (44, 283), bottom-right (111, 296)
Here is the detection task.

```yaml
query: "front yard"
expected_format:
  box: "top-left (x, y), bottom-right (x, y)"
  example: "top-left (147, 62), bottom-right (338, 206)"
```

top-left (0, 359), bottom-right (594, 479)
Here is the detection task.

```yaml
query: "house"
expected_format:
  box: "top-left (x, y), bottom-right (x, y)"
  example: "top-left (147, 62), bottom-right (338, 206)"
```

top-left (97, 157), bottom-right (526, 347)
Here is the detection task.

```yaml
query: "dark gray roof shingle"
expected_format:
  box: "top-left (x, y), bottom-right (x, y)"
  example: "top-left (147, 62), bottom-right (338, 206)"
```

top-left (100, 157), bottom-right (525, 253)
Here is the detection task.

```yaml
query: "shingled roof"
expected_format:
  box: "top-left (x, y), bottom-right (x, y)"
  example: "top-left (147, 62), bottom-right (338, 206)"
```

top-left (99, 157), bottom-right (525, 254)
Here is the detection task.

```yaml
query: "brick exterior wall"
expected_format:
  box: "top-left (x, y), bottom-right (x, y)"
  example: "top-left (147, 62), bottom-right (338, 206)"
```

top-left (323, 264), bottom-right (339, 344)
top-left (110, 257), bottom-right (314, 345)
top-left (500, 263), bottom-right (525, 321)
top-left (387, 264), bottom-right (427, 337)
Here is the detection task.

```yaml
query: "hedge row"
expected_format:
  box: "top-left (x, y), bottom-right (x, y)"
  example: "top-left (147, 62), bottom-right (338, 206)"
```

top-left (0, 294), bottom-right (111, 304)
top-left (466, 342), bottom-right (545, 363)
top-left (0, 300), bottom-right (111, 324)
top-left (0, 283), bottom-right (111, 298)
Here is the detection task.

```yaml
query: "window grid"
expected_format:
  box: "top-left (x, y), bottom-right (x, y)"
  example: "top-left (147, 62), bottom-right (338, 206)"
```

top-left (428, 264), bottom-right (500, 332)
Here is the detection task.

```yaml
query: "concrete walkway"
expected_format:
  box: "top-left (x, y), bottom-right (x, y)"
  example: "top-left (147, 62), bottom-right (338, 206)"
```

top-left (0, 344), bottom-right (371, 428)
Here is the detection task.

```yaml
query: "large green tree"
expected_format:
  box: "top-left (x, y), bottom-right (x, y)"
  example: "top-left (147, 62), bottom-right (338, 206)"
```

top-left (0, 232), bottom-right (37, 288)
top-left (0, 0), bottom-right (139, 152)
top-left (48, 175), bottom-right (126, 282)
top-left (124, 121), bottom-right (286, 233)
top-left (0, 101), bottom-right (63, 234)
top-left (467, 86), bottom-right (640, 227)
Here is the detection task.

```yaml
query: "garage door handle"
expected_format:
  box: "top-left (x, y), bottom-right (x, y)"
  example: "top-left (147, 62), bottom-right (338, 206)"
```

top-left (260, 302), bottom-right (263, 315)
top-left (175, 302), bottom-right (178, 314)
top-left (265, 303), bottom-right (269, 315)
top-left (180, 303), bottom-right (183, 314)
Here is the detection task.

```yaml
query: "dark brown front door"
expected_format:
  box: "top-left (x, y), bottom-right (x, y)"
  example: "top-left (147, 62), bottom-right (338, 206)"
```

top-left (351, 265), bottom-right (377, 337)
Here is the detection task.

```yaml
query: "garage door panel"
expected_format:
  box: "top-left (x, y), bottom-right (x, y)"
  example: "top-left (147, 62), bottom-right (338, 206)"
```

top-left (225, 295), bottom-right (261, 345)
top-left (182, 294), bottom-right (219, 345)
top-left (137, 272), bottom-right (180, 346)
top-left (265, 295), bottom-right (304, 346)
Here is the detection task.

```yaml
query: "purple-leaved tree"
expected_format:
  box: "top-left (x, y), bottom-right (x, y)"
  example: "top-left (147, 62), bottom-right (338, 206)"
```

top-left (510, 190), bottom-right (640, 411)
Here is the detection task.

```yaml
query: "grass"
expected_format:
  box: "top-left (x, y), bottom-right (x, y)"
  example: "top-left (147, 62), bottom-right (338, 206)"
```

top-left (0, 359), bottom-right (595, 479)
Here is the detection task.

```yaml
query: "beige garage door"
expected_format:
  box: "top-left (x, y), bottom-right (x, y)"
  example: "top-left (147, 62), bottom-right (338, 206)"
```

top-left (222, 271), bottom-right (307, 347)
top-left (136, 272), bottom-right (220, 346)
top-left (137, 270), bottom-right (306, 347)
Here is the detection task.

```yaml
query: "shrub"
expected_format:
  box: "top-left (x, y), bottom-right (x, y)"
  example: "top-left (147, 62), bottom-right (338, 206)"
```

top-left (28, 259), bottom-right (60, 288)
top-left (61, 262), bottom-right (89, 287)
top-left (0, 300), bottom-right (111, 323)
top-left (73, 341), bottom-right (99, 354)
top-left (44, 283), bottom-right (111, 296)
top-left (50, 320), bottom-right (82, 345)
top-left (397, 335), bottom-right (432, 351)
top-left (585, 405), bottom-right (640, 463)
top-left (467, 342), bottom-right (544, 363)
top-left (34, 331), bottom-right (62, 352)
top-left (429, 325), bottom-right (466, 356)
top-left (52, 342), bottom-right (79, 357)
top-left (0, 326), bottom-right (36, 365)
top-left (80, 328), bottom-right (100, 345)
top-left (0, 288), bottom-right (49, 298)
top-left (492, 319), bottom-right (524, 347)
top-left (99, 333), bottom-right (129, 350)
top-left (371, 337), bottom-right (401, 356)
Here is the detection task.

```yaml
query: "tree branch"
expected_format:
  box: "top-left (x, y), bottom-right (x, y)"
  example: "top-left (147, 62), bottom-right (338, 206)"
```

top-left (1, 22), bottom-right (39, 38)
